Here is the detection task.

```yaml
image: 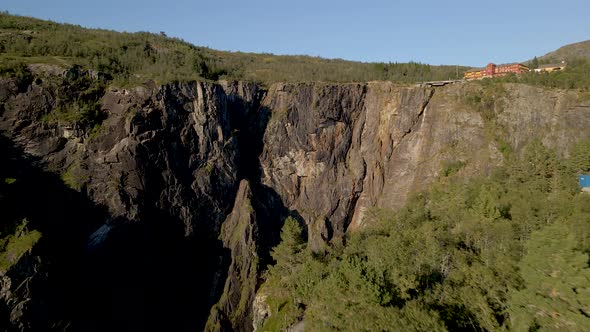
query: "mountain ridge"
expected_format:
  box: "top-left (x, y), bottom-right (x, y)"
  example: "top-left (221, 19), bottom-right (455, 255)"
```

top-left (538, 39), bottom-right (590, 62)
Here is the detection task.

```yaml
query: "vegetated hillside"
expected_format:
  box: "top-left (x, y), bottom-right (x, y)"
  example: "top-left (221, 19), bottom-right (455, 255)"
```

top-left (0, 12), bottom-right (466, 86)
top-left (2, 10), bottom-right (590, 332)
top-left (258, 140), bottom-right (590, 331)
top-left (539, 39), bottom-right (590, 62)
top-left (517, 39), bottom-right (590, 90)
top-left (512, 59), bottom-right (590, 90)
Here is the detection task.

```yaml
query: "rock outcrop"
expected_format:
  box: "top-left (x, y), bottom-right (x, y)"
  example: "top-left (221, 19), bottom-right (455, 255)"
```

top-left (206, 180), bottom-right (260, 332)
top-left (1, 68), bottom-right (590, 330)
top-left (0, 72), bottom-right (263, 330)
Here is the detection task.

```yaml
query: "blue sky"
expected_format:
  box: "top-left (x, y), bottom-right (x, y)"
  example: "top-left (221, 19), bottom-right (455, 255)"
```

top-left (2, 0), bottom-right (589, 66)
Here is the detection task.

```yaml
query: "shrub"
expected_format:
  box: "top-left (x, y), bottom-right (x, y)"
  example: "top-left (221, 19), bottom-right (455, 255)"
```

top-left (0, 219), bottom-right (42, 273)
top-left (259, 140), bottom-right (590, 330)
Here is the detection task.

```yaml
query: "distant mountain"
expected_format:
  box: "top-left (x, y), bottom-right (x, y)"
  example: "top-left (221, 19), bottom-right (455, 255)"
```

top-left (539, 40), bottom-right (590, 61)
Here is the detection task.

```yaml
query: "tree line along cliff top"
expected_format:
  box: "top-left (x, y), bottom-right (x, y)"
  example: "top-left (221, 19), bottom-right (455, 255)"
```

top-left (0, 12), bottom-right (468, 86)
top-left (1, 12), bottom-right (590, 90)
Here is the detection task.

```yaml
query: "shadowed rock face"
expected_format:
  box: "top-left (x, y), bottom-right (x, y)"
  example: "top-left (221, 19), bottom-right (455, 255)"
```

top-left (206, 180), bottom-right (260, 332)
top-left (0, 75), bottom-right (263, 331)
top-left (1, 70), bottom-right (590, 331)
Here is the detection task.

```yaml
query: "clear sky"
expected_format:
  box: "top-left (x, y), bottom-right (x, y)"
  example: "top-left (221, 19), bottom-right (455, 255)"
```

top-left (2, 0), bottom-right (589, 66)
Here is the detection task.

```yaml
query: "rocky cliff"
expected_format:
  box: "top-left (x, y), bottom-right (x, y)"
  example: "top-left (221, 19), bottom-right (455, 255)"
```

top-left (1, 67), bottom-right (590, 331)
top-left (258, 81), bottom-right (590, 246)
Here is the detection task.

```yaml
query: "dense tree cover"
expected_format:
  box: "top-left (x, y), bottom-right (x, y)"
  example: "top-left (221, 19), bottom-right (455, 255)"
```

top-left (489, 58), bottom-right (590, 91)
top-left (3, 13), bottom-right (590, 89)
top-left (0, 12), bottom-right (465, 86)
top-left (260, 141), bottom-right (590, 331)
top-left (509, 222), bottom-right (590, 332)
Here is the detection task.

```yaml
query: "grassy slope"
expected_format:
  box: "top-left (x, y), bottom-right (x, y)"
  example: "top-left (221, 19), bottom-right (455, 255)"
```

top-left (539, 39), bottom-right (590, 62)
top-left (0, 12), bottom-right (467, 86)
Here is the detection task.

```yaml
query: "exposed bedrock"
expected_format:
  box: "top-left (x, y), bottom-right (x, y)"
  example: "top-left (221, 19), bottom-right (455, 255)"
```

top-left (1, 69), bottom-right (590, 330)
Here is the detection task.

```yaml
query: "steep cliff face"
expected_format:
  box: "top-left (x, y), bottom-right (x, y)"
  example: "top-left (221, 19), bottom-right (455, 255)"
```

top-left (3, 78), bottom-right (258, 231)
top-left (259, 83), bottom-right (437, 247)
top-left (1, 67), bottom-right (590, 330)
top-left (0, 69), bottom-right (264, 330)
top-left (259, 82), bottom-right (590, 246)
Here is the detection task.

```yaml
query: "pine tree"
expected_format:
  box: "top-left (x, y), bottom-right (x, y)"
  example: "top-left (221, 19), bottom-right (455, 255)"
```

top-left (509, 141), bottom-right (560, 192)
top-left (509, 221), bottom-right (590, 332)
top-left (531, 56), bottom-right (540, 70)
top-left (568, 141), bottom-right (590, 174)
top-left (270, 217), bottom-right (305, 272)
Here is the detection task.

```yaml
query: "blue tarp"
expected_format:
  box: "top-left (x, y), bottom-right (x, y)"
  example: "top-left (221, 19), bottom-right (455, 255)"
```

top-left (579, 175), bottom-right (590, 188)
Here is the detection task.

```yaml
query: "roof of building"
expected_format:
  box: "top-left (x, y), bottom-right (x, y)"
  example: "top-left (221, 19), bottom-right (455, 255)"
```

top-left (465, 62), bottom-right (528, 73)
top-left (497, 62), bottom-right (530, 68)
top-left (538, 63), bottom-right (567, 69)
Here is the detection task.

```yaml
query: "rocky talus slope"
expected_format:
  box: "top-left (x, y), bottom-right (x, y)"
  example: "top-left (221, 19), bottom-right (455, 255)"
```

top-left (1, 67), bottom-right (590, 331)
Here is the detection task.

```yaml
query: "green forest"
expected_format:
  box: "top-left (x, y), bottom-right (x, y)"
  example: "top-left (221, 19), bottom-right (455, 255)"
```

top-left (260, 140), bottom-right (590, 331)
top-left (0, 12), bottom-right (465, 86)
top-left (496, 58), bottom-right (590, 91)
top-left (2, 12), bottom-right (590, 90)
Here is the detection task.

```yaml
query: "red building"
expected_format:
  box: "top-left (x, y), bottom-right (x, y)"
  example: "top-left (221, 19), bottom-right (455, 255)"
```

top-left (464, 63), bottom-right (529, 79)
